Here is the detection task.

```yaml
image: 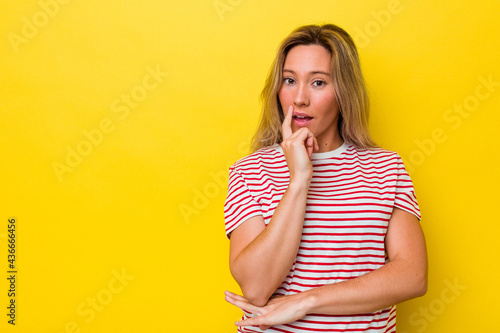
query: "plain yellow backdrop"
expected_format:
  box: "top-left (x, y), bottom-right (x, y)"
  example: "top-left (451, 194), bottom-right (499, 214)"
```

top-left (1, 0), bottom-right (499, 332)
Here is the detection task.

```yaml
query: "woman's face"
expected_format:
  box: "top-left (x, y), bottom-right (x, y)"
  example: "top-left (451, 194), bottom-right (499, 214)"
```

top-left (278, 44), bottom-right (341, 150)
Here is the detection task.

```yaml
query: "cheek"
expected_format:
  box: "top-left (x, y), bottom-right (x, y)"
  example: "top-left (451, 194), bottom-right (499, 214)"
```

top-left (278, 89), bottom-right (292, 107)
top-left (317, 92), bottom-right (338, 114)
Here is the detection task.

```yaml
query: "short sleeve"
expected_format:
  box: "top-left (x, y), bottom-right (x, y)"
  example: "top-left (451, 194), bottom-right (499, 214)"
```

top-left (224, 167), bottom-right (263, 238)
top-left (394, 155), bottom-right (421, 220)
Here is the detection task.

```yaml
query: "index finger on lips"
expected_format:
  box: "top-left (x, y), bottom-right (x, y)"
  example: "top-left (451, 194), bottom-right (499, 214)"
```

top-left (282, 105), bottom-right (293, 140)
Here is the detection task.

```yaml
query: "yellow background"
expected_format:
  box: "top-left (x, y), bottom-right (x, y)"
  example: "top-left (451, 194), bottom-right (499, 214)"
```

top-left (1, 0), bottom-right (499, 332)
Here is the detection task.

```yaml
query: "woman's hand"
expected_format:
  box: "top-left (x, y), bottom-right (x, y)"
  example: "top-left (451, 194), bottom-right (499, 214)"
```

top-left (281, 106), bottom-right (319, 184)
top-left (225, 290), bottom-right (310, 330)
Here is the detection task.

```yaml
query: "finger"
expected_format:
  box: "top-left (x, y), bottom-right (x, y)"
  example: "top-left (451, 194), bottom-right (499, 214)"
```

top-left (260, 324), bottom-right (272, 330)
top-left (306, 137), bottom-right (312, 158)
top-left (235, 315), bottom-right (265, 327)
top-left (306, 135), bottom-right (313, 158)
top-left (224, 290), bottom-right (247, 301)
top-left (225, 294), bottom-right (260, 314)
top-left (282, 105), bottom-right (293, 140)
top-left (292, 128), bottom-right (315, 158)
top-left (284, 126), bottom-right (310, 144)
top-left (224, 292), bottom-right (252, 307)
top-left (282, 128), bottom-right (314, 158)
top-left (313, 137), bottom-right (319, 152)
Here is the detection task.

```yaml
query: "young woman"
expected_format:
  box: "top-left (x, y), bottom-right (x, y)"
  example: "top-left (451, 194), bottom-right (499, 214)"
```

top-left (223, 24), bottom-right (427, 332)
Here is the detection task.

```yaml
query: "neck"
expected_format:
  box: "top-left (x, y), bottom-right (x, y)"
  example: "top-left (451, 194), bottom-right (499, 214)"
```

top-left (316, 132), bottom-right (344, 153)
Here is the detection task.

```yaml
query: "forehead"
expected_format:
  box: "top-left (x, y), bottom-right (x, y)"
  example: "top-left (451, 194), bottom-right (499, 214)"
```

top-left (283, 44), bottom-right (332, 72)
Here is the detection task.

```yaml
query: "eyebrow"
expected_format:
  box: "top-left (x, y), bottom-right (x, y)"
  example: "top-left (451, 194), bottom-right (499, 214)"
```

top-left (283, 69), bottom-right (331, 76)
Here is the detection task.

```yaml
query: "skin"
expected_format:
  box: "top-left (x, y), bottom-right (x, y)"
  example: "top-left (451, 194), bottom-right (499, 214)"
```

top-left (279, 44), bottom-right (343, 153)
top-left (225, 44), bottom-right (428, 330)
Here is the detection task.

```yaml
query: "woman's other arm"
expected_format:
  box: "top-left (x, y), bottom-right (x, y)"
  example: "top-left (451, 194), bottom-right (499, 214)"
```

top-left (305, 207), bottom-right (427, 314)
top-left (226, 207), bottom-right (428, 327)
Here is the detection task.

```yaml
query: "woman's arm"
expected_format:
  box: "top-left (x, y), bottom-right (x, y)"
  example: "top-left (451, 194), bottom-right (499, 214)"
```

top-left (229, 106), bottom-right (319, 306)
top-left (229, 181), bottom-right (309, 306)
top-left (306, 207), bottom-right (427, 314)
top-left (225, 207), bottom-right (428, 327)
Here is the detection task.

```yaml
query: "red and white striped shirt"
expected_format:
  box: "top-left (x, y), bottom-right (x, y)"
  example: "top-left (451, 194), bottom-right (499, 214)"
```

top-left (224, 142), bottom-right (420, 333)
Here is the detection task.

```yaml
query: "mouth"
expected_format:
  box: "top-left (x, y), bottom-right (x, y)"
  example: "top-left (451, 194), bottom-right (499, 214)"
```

top-left (293, 112), bottom-right (313, 126)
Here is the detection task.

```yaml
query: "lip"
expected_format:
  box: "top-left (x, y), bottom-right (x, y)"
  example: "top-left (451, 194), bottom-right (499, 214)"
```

top-left (293, 112), bottom-right (313, 127)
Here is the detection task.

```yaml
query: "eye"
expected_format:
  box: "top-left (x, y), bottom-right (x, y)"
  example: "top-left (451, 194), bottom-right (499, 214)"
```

top-left (283, 77), bottom-right (295, 85)
top-left (313, 80), bottom-right (326, 87)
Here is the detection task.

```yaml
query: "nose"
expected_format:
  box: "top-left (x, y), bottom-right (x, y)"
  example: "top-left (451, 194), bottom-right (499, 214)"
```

top-left (293, 83), bottom-right (309, 107)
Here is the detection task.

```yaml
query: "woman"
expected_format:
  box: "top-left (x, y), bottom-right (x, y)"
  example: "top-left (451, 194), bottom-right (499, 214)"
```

top-left (223, 24), bottom-right (427, 332)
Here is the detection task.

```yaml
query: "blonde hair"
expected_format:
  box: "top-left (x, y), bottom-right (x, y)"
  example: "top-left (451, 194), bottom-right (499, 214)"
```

top-left (251, 24), bottom-right (376, 152)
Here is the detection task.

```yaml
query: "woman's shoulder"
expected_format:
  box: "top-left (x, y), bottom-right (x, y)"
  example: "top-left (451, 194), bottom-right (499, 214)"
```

top-left (230, 144), bottom-right (284, 171)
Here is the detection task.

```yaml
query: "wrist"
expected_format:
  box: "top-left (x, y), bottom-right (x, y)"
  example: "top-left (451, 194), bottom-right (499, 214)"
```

top-left (298, 289), bottom-right (318, 315)
top-left (289, 171), bottom-right (312, 186)
top-left (288, 178), bottom-right (310, 193)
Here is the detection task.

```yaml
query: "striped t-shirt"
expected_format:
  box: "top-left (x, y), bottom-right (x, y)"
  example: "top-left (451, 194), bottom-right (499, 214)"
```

top-left (224, 142), bottom-right (420, 333)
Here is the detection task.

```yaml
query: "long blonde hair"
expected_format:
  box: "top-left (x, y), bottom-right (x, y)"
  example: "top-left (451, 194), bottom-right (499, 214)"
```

top-left (251, 24), bottom-right (376, 152)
